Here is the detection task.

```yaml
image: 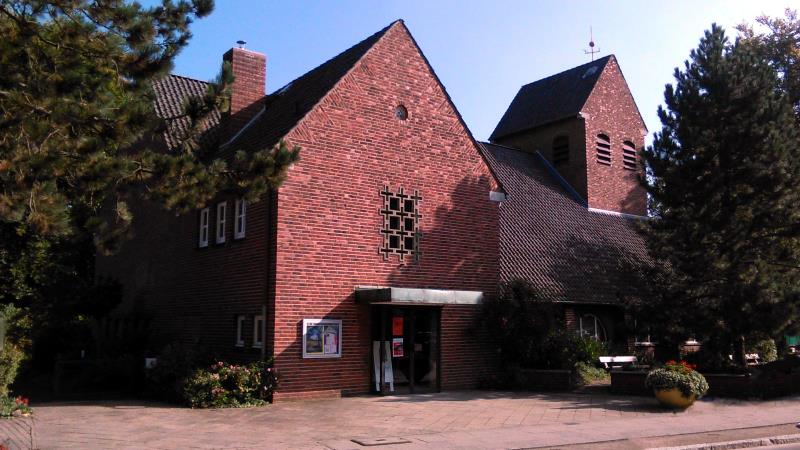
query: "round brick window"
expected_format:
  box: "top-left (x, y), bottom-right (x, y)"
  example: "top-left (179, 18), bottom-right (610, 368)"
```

top-left (394, 105), bottom-right (408, 120)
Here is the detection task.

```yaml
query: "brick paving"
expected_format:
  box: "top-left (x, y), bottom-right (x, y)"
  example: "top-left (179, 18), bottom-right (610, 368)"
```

top-left (4, 391), bottom-right (799, 449)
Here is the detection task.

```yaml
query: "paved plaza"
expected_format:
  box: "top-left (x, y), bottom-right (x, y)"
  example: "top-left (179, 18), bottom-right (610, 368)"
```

top-left (4, 390), bottom-right (800, 449)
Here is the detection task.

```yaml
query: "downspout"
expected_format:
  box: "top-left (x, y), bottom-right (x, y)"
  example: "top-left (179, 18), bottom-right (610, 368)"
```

top-left (261, 189), bottom-right (272, 362)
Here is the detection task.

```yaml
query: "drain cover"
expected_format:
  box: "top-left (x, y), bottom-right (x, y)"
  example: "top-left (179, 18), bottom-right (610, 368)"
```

top-left (351, 437), bottom-right (411, 446)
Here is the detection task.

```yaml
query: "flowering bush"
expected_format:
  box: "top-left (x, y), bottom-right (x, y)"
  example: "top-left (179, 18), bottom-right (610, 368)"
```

top-left (0, 396), bottom-right (31, 418)
top-left (182, 360), bottom-right (278, 408)
top-left (645, 360), bottom-right (709, 399)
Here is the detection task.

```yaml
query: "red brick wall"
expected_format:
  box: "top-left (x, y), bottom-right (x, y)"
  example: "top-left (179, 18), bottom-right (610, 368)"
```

top-left (494, 57), bottom-right (647, 216)
top-left (96, 193), bottom-right (272, 362)
top-left (270, 22), bottom-right (499, 398)
top-left (581, 57), bottom-right (648, 216)
top-left (98, 48), bottom-right (272, 362)
top-left (221, 48), bottom-right (266, 142)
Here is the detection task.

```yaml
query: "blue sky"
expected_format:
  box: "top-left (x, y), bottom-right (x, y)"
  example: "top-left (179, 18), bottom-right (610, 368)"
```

top-left (171, 1), bottom-right (792, 142)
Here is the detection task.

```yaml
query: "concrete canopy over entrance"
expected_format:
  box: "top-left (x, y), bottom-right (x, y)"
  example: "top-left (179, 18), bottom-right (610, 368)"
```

top-left (355, 286), bottom-right (483, 305)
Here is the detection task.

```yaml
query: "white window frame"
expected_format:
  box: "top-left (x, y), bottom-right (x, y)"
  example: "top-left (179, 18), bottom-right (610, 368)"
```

top-left (234, 198), bottom-right (246, 239)
top-left (578, 314), bottom-right (606, 341)
top-left (252, 315), bottom-right (264, 348)
top-left (302, 319), bottom-right (342, 359)
top-left (235, 315), bottom-right (245, 347)
top-left (198, 207), bottom-right (210, 248)
top-left (216, 201), bottom-right (227, 244)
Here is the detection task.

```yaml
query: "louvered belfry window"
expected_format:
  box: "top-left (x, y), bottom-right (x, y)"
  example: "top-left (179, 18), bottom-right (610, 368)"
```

top-left (552, 136), bottom-right (569, 166)
top-left (379, 186), bottom-right (421, 262)
top-left (622, 140), bottom-right (637, 170)
top-left (595, 133), bottom-right (612, 166)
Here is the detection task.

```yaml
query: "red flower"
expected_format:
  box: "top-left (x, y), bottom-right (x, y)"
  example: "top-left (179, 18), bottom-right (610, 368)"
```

top-left (666, 360), bottom-right (676, 365)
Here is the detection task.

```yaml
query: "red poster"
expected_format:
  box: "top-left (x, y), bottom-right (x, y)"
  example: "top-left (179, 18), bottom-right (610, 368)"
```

top-left (392, 316), bottom-right (403, 336)
top-left (392, 338), bottom-right (404, 358)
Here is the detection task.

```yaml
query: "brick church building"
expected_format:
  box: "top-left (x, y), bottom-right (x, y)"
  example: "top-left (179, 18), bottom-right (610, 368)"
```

top-left (98, 20), bottom-right (650, 401)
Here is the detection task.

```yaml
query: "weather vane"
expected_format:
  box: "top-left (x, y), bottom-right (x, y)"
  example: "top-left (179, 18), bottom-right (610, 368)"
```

top-left (584, 27), bottom-right (599, 61)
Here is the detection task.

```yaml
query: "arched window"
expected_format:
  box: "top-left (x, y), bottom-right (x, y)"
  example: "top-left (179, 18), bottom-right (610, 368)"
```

top-left (552, 136), bottom-right (569, 166)
top-left (579, 314), bottom-right (607, 341)
top-left (595, 133), bottom-right (611, 166)
top-left (622, 140), bottom-right (637, 170)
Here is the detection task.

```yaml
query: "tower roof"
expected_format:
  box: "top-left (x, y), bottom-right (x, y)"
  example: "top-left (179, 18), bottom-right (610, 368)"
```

top-left (490, 55), bottom-right (613, 140)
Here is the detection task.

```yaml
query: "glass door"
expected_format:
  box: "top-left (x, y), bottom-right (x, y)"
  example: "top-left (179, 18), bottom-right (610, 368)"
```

top-left (371, 306), bottom-right (439, 394)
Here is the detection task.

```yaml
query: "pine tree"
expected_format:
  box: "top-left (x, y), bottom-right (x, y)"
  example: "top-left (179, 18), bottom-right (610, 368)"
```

top-left (639, 24), bottom-right (800, 366)
top-left (737, 9), bottom-right (800, 123)
top-left (0, 1), bottom-right (299, 252)
top-left (0, 1), bottom-right (299, 368)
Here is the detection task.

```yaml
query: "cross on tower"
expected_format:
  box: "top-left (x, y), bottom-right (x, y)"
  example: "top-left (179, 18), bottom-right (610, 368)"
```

top-left (584, 27), bottom-right (599, 61)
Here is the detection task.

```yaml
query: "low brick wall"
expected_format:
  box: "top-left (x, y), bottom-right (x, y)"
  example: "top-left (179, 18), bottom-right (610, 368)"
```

top-left (610, 370), bottom-right (649, 396)
top-left (703, 373), bottom-right (750, 398)
top-left (610, 369), bottom-right (800, 399)
top-left (512, 369), bottom-right (574, 391)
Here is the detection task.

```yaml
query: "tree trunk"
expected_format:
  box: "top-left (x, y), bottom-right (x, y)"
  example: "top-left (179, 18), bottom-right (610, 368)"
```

top-left (733, 335), bottom-right (747, 367)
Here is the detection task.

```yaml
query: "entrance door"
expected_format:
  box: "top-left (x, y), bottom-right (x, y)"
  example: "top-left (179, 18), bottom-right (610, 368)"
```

top-left (371, 306), bottom-right (440, 394)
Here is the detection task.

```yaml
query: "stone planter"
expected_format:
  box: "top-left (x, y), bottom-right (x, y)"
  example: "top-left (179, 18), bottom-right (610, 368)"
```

top-left (511, 368), bottom-right (574, 391)
top-left (610, 369), bottom-right (649, 395)
top-left (654, 387), bottom-right (696, 409)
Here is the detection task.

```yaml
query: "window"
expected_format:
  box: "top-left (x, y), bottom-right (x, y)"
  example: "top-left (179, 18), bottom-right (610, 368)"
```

top-left (579, 314), bottom-right (607, 341)
top-left (198, 207), bottom-right (210, 248)
top-left (394, 105), bottom-right (408, 120)
top-left (622, 140), bottom-right (637, 170)
top-left (234, 198), bottom-right (246, 239)
top-left (302, 319), bottom-right (342, 358)
top-left (216, 201), bottom-right (227, 244)
top-left (552, 136), bottom-right (569, 166)
top-left (379, 186), bottom-right (421, 262)
top-left (595, 133), bottom-right (612, 166)
top-left (235, 315), bottom-right (245, 347)
top-left (253, 315), bottom-right (264, 348)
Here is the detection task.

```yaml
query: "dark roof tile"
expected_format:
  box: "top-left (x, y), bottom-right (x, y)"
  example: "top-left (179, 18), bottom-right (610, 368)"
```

top-left (479, 141), bottom-right (650, 304)
top-left (151, 74), bottom-right (221, 150)
top-left (228, 21), bottom-right (397, 153)
top-left (490, 55), bottom-right (612, 140)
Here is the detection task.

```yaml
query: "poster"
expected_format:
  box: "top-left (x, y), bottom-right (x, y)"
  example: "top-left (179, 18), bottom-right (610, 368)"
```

top-left (392, 316), bottom-right (403, 336)
top-left (392, 337), bottom-right (404, 357)
top-left (305, 325), bottom-right (323, 354)
top-left (303, 319), bottom-right (342, 358)
top-left (323, 325), bottom-right (339, 355)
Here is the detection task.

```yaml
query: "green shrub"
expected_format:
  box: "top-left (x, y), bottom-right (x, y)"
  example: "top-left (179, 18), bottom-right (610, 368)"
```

top-left (574, 361), bottom-right (609, 386)
top-left (530, 330), bottom-right (608, 370)
top-left (183, 360), bottom-right (278, 408)
top-left (482, 280), bottom-right (562, 366)
top-left (645, 360), bottom-right (709, 398)
top-left (0, 395), bottom-right (31, 418)
top-left (0, 304), bottom-right (29, 398)
top-left (749, 339), bottom-right (778, 363)
top-left (0, 343), bottom-right (23, 398)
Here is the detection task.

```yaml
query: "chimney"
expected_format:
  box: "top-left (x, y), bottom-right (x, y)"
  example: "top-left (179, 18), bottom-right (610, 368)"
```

top-left (221, 43), bottom-right (266, 142)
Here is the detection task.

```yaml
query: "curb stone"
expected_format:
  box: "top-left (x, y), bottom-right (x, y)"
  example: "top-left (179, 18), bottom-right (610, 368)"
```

top-left (648, 433), bottom-right (800, 450)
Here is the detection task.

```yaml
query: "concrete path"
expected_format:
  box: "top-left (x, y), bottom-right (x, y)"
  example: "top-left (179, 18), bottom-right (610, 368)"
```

top-left (4, 391), bottom-right (799, 449)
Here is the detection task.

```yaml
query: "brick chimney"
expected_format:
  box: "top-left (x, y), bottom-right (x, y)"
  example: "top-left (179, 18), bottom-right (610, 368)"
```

top-left (221, 46), bottom-right (266, 142)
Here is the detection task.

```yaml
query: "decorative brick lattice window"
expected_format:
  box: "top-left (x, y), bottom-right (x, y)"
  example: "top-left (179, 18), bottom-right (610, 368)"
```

top-left (380, 186), bottom-right (421, 262)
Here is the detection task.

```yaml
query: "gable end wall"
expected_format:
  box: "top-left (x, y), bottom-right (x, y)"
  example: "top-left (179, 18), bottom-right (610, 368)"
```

top-left (271, 22), bottom-right (500, 399)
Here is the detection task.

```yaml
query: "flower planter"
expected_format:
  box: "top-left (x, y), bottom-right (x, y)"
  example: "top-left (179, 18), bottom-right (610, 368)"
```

top-left (645, 360), bottom-right (708, 409)
top-left (654, 387), bottom-right (696, 409)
